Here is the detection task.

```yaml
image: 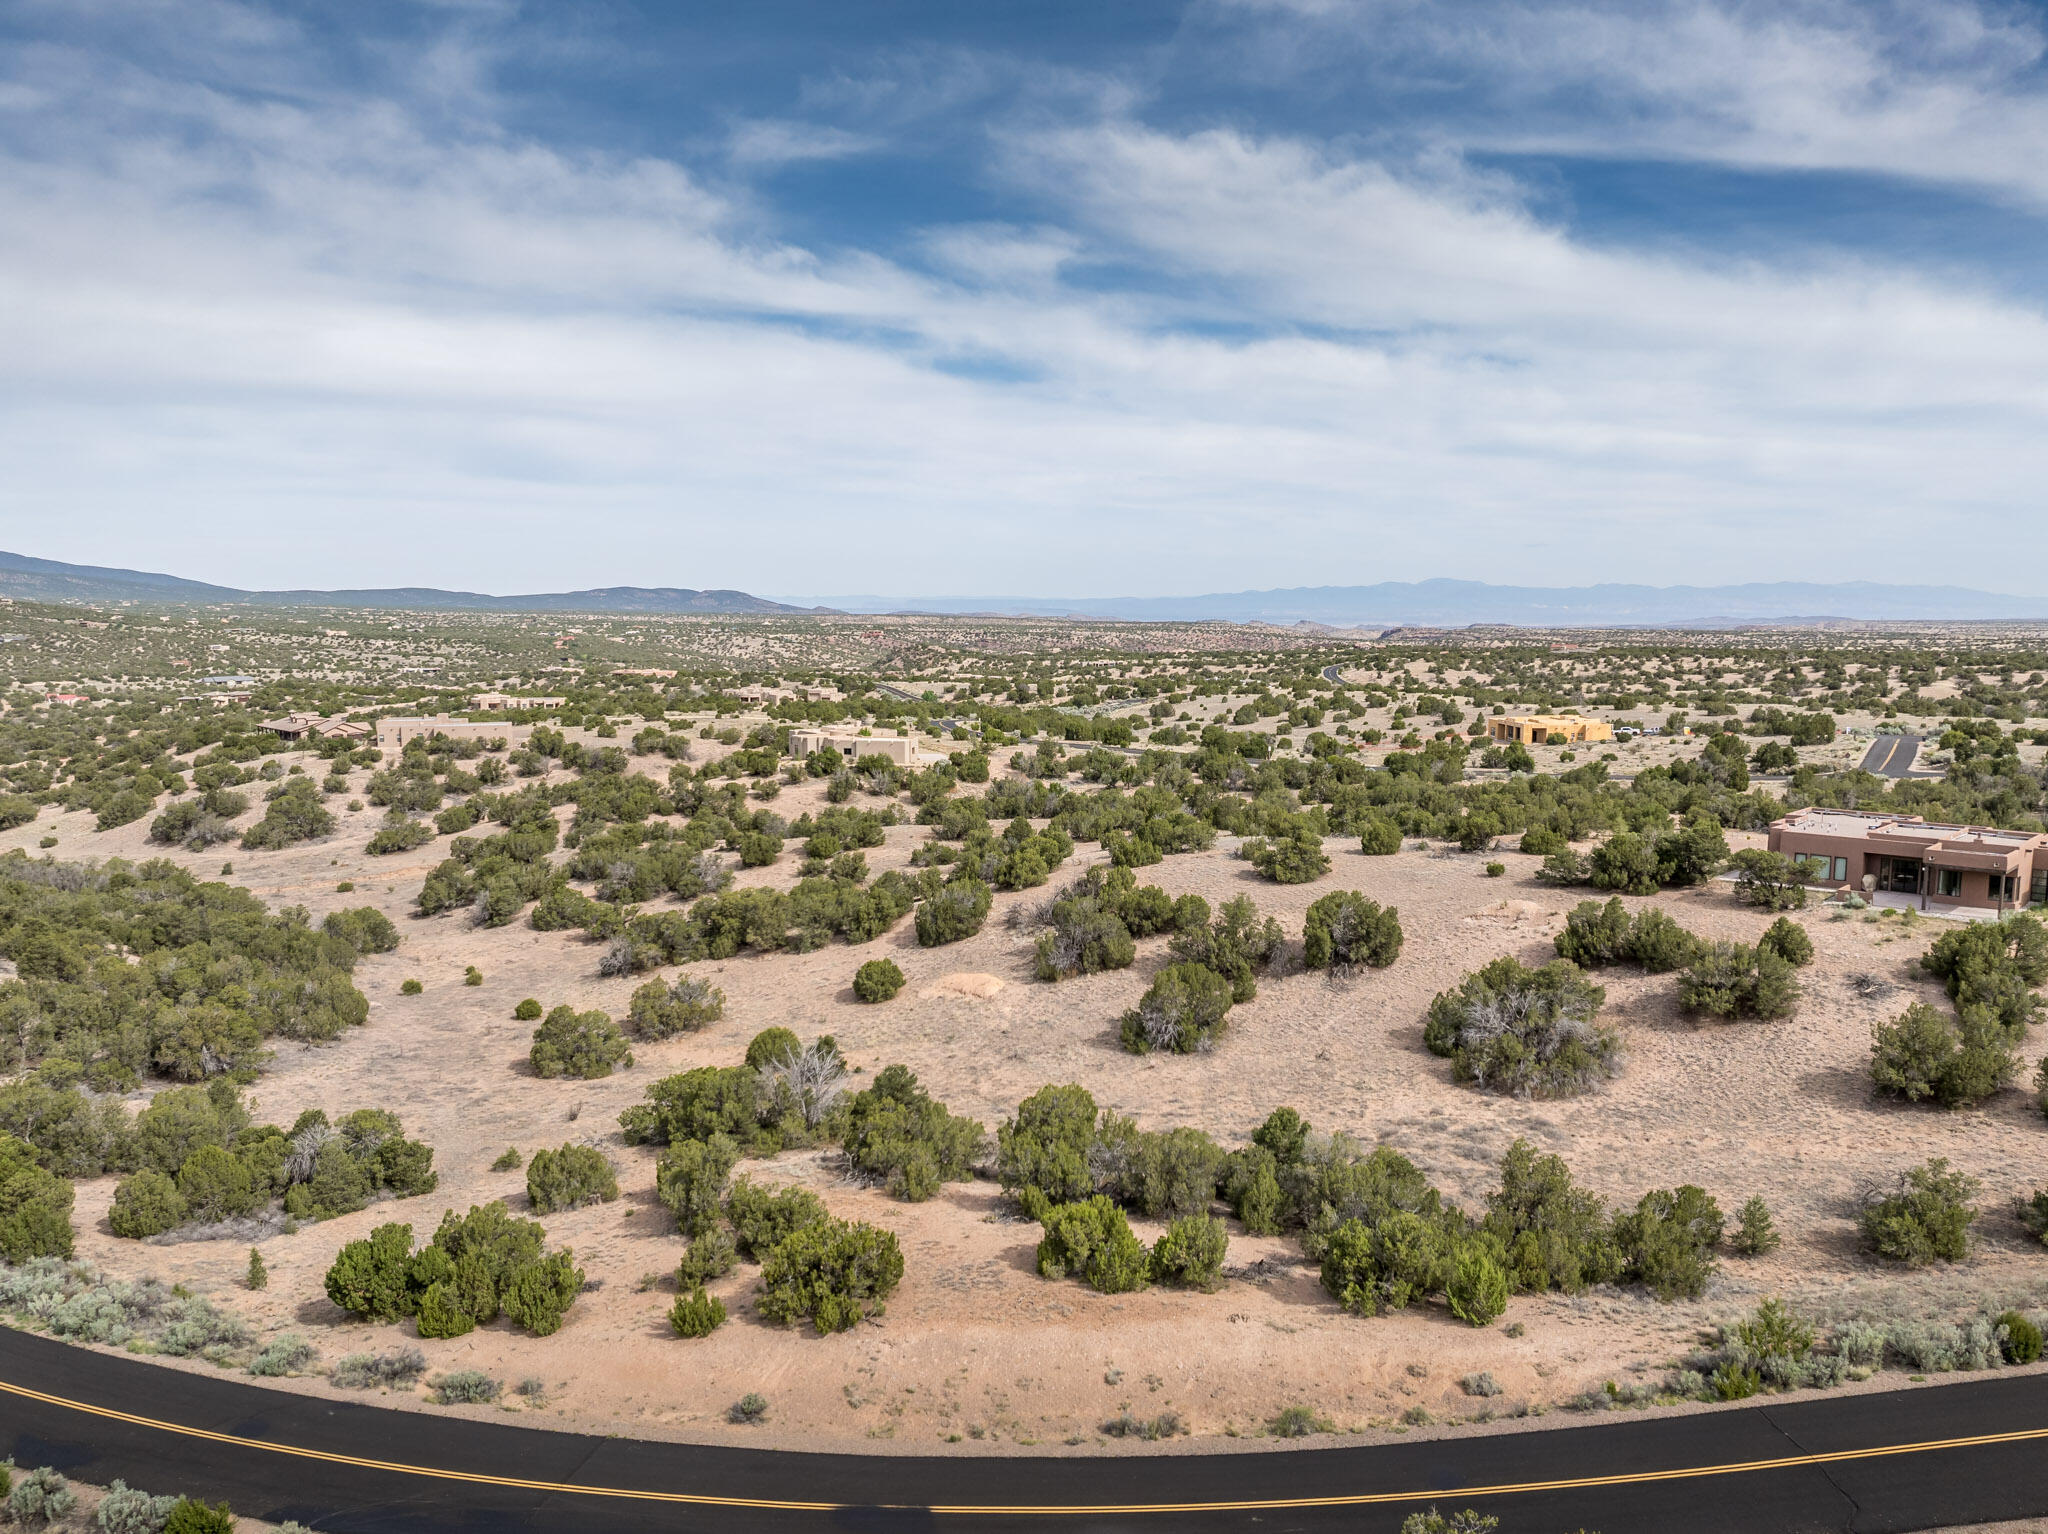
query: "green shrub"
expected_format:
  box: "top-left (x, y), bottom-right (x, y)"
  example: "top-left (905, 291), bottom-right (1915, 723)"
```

top-left (1267, 1404), bottom-right (1333, 1437)
top-left (526, 1145), bottom-right (619, 1213)
top-left (240, 779), bottom-right (335, 850)
top-left (744, 1028), bottom-right (802, 1070)
top-left (1997, 1310), bottom-right (2043, 1364)
top-left (1399, 1508), bottom-right (1498, 1534)
top-left (322, 907), bottom-right (400, 955)
top-left (728, 1392), bottom-right (769, 1424)
top-left (1241, 823), bottom-right (1329, 883)
top-left (247, 1247), bottom-right (267, 1290)
top-left (914, 878), bottom-right (992, 946)
top-left (853, 959), bottom-right (906, 1003)
top-left (0, 1133), bottom-right (74, 1261)
top-left (177, 1144), bottom-right (260, 1222)
top-left (1484, 861), bottom-right (1506, 878)
top-left (725, 1177), bottom-right (830, 1258)
top-left (1554, 897), bottom-right (1700, 972)
top-left (324, 1205), bottom-right (581, 1336)
top-left (676, 1228), bottom-right (738, 1287)
top-left (1036, 1196), bottom-right (1150, 1293)
top-left (1869, 1003), bottom-right (2015, 1107)
top-left (656, 1134), bottom-right (740, 1238)
top-left (1860, 1158), bottom-right (1978, 1265)
top-left (1445, 1243), bottom-right (1509, 1326)
top-left (1728, 849), bottom-right (1807, 910)
top-left (1119, 962), bottom-right (1234, 1054)
top-left (492, 1146), bottom-right (522, 1171)
top-left (626, 975), bottom-right (725, 1039)
top-left (1731, 1196), bottom-right (1780, 1256)
top-left (1358, 818), bottom-right (1402, 856)
top-left (1424, 957), bottom-right (1616, 1097)
top-left (670, 1286), bottom-right (726, 1337)
top-left (513, 998), bottom-right (542, 1021)
top-left (1613, 1185), bottom-right (1722, 1300)
top-left (463, 966), bottom-right (483, 987)
top-left (109, 1167), bottom-right (188, 1239)
top-left (529, 1005), bottom-right (632, 1080)
top-left (366, 816), bottom-right (435, 856)
top-left (1168, 894), bottom-right (1283, 1002)
top-left (756, 1218), bottom-right (904, 1332)
top-left (1151, 1213), bottom-right (1227, 1290)
top-left (502, 1249), bottom-right (584, 1336)
top-left (1921, 915), bottom-right (2048, 1039)
top-left (996, 1084), bottom-right (1098, 1210)
top-left (1678, 942), bottom-right (1800, 1021)
top-left (1481, 1138), bottom-right (1621, 1294)
top-left (161, 1498), bottom-right (236, 1534)
top-left (400, 978), bottom-right (423, 996)
top-left (1318, 1211), bottom-right (1453, 1317)
top-left (94, 1478), bottom-right (182, 1533)
top-left (1094, 1121), bottom-right (1225, 1219)
top-left (841, 1065), bottom-right (984, 1201)
top-left (323, 1221), bottom-right (416, 1321)
top-left (1759, 916), bottom-right (1815, 967)
top-left (1301, 891), bottom-right (1403, 970)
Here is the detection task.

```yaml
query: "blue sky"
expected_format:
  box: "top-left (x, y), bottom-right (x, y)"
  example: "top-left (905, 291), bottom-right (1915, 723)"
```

top-left (3, 0), bottom-right (2047, 598)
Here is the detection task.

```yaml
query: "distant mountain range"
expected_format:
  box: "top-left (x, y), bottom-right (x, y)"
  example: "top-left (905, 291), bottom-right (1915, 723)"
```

top-left (807, 580), bottom-right (2048, 627)
top-left (4, 550), bottom-right (2046, 626)
top-left (0, 551), bottom-right (817, 615)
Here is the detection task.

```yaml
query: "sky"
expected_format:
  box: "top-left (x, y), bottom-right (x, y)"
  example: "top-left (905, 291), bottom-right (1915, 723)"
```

top-left (3, 0), bottom-right (2047, 600)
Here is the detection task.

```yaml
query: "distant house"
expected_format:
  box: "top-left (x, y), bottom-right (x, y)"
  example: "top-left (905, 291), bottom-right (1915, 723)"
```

top-left (472, 693), bottom-right (566, 711)
top-left (376, 716), bottom-right (527, 753)
top-left (788, 728), bottom-right (926, 767)
top-left (1489, 714), bottom-right (1613, 745)
top-left (1768, 807), bottom-right (2048, 912)
top-left (262, 713), bottom-right (372, 743)
top-left (43, 692), bottom-right (88, 706)
top-left (616, 668), bottom-right (677, 680)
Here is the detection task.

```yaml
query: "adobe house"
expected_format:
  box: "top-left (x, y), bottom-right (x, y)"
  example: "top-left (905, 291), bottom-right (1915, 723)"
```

top-left (1489, 714), bottom-right (1614, 746)
top-left (261, 713), bottom-right (371, 743)
top-left (1767, 807), bottom-right (2048, 912)
top-left (374, 716), bottom-right (527, 753)
top-left (787, 728), bottom-right (923, 767)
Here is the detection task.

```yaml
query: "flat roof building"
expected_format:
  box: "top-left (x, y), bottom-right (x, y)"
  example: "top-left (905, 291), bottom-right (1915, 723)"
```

top-left (1489, 714), bottom-right (1613, 745)
top-left (1768, 807), bottom-right (2048, 912)
top-left (788, 728), bottom-right (928, 767)
top-left (375, 716), bottom-right (527, 753)
top-left (472, 693), bottom-right (566, 711)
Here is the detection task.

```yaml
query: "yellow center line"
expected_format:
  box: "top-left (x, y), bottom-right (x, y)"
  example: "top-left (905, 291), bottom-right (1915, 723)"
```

top-left (7, 1376), bottom-right (2048, 1517)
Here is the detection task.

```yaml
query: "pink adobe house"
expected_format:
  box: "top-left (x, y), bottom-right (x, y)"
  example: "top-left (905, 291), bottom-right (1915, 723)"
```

top-left (1767, 807), bottom-right (2048, 912)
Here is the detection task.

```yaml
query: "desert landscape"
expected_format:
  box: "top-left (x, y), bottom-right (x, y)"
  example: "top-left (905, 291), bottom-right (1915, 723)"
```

top-left (3, 603), bottom-right (2047, 1479)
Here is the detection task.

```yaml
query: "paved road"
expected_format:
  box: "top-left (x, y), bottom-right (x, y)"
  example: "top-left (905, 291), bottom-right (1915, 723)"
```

top-left (6, 1328), bottom-right (2048, 1533)
top-left (1860, 734), bottom-right (1921, 777)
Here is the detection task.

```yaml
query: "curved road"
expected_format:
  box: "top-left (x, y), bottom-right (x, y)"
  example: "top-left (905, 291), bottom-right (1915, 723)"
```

top-left (6, 1329), bottom-right (2048, 1532)
top-left (1860, 735), bottom-right (1922, 778)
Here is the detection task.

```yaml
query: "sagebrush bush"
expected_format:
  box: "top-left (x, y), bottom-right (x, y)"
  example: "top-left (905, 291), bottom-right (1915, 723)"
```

top-left (8, 1467), bottom-right (77, 1526)
top-left (853, 959), bottom-right (906, 1003)
top-left (247, 1333), bottom-right (317, 1377)
top-left (1860, 1158), bottom-right (1978, 1265)
top-left (432, 1370), bottom-right (502, 1405)
top-left (1424, 958), bottom-right (1616, 1097)
top-left (94, 1479), bottom-right (182, 1534)
top-left (331, 1346), bottom-right (425, 1389)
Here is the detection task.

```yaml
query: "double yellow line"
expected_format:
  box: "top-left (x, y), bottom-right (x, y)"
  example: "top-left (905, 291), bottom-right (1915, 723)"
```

top-left (6, 1376), bottom-right (2047, 1516)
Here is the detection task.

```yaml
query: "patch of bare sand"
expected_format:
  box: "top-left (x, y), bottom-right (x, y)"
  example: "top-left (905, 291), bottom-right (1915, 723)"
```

top-left (10, 778), bottom-right (2048, 1456)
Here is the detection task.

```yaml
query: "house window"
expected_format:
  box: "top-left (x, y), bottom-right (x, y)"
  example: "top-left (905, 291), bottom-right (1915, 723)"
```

top-left (1833, 857), bottom-right (1848, 882)
top-left (1937, 868), bottom-right (1963, 898)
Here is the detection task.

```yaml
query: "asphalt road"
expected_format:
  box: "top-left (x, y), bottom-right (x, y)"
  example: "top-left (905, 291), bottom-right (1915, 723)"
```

top-left (6, 1328), bottom-right (2048, 1533)
top-left (1860, 735), bottom-right (1921, 777)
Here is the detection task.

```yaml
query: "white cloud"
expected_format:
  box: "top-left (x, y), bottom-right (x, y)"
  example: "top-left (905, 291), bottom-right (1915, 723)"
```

top-left (0, 0), bottom-right (2045, 596)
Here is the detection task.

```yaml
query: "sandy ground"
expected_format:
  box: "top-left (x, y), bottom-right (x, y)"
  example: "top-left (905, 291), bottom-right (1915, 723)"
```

top-left (8, 761), bottom-right (2048, 1458)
